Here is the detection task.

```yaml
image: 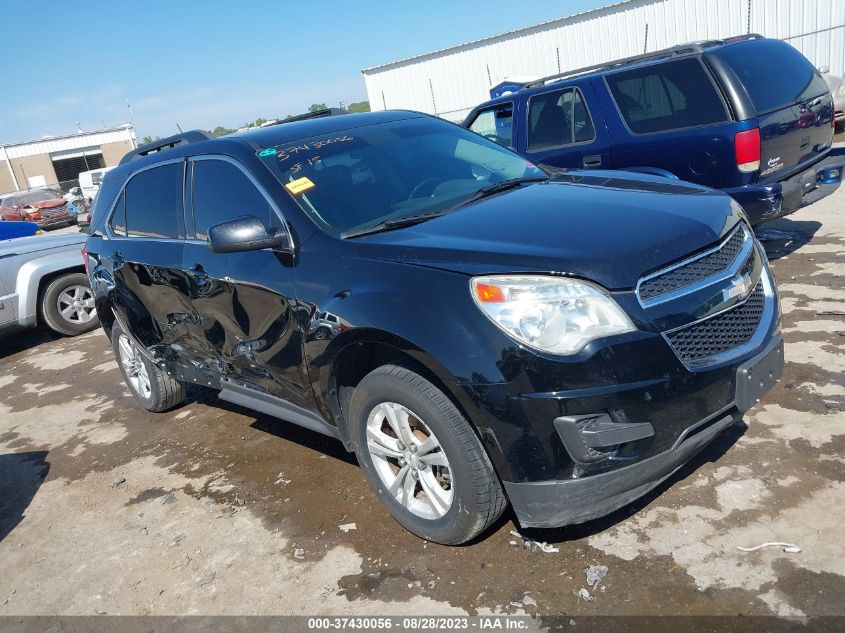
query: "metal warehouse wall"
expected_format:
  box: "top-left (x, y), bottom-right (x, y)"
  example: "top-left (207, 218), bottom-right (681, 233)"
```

top-left (362, 0), bottom-right (845, 121)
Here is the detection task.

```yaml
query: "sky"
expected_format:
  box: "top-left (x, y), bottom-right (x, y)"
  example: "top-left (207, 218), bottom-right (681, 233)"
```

top-left (0, 0), bottom-right (609, 143)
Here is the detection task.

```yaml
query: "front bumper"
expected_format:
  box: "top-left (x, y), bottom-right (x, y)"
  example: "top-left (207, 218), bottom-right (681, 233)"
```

top-left (725, 150), bottom-right (845, 225)
top-left (33, 213), bottom-right (74, 228)
top-left (498, 335), bottom-right (784, 529)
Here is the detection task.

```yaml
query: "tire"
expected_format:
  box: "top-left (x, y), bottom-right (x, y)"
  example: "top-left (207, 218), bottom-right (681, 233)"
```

top-left (111, 323), bottom-right (186, 412)
top-left (350, 364), bottom-right (506, 544)
top-left (41, 273), bottom-right (99, 336)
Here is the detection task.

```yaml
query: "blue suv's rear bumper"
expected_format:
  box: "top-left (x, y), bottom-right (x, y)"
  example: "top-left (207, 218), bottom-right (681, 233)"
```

top-left (725, 150), bottom-right (845, 225)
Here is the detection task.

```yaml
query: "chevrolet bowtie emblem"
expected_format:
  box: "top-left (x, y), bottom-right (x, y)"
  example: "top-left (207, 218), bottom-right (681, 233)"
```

top-left (723, 273), bottom-right (753, 302)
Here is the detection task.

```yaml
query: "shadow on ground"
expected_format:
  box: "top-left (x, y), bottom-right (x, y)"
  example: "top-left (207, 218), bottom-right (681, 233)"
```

top-left (755, 218), bottom-right (822, 261)
top-left (0, 451), bottom-right (50, 542)
top-left (0, 328), bottom-right (63, 359)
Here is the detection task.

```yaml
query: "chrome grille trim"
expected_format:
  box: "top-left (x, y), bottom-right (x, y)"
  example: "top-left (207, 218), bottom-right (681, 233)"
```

top-left (636, 223), bottom-right (753, 308)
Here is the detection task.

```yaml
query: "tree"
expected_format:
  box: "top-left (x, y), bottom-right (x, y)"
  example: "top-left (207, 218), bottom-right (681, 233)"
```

top-left (253, 117), bottom-right (268, 127)
top-left (211, 126), bottom-right (236, 138)
top-left (347, 100), bottom-right (370, 113)
top-left (308, 103), bottom-right (328, 113)
top-left (140, 135), bottom-right (161, 145)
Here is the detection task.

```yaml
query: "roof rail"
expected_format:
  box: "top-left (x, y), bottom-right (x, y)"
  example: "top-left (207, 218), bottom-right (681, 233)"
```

top-left (523, 33), bottom-right (765, 89)
top-left (267, 108), bottom-right (349, 127)
top-left (119, 130), bottom-right (213, 165)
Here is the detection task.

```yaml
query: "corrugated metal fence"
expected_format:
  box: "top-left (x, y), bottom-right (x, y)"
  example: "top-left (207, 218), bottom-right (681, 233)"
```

top-left (363, 0), bottom-right (845, 121)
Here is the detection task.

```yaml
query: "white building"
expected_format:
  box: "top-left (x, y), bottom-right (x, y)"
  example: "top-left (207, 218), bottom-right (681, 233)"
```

top-left (362, 0), bottom-right (845, 121)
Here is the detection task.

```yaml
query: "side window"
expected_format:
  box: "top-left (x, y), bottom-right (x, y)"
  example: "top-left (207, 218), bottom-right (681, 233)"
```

top-left (191, 159), bottom-right (279, 241)
top-left (527, 87), bottom-right (595, 151)
top-left (467, 104), bottom-right (514, 147)
top-left (606, 58), bottom-right (729, 134)
top-left (110, 191), bottom-right (127, 236)
top-left (573, 89), bottom-right (596, 142)
top-left (124, 163), bottom-right (184, 239)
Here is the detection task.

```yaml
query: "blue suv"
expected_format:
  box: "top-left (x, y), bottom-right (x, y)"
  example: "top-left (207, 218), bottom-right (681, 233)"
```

top-left (464, 35), bottom-right (843, 225)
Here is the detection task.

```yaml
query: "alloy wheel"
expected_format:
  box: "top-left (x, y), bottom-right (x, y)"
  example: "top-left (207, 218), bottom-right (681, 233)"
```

top-left (117, 334), bottom-right (152, 399)
top-left (57, 285), bottom-right (96, 324)
top-left (365, 401), bottom-right (454, 519)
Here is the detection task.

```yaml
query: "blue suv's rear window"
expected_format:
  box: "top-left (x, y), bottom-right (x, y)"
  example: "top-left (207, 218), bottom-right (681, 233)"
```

top-left (710, 39), bottom-right (829, 114)
top-left (606, 57), bottom-right (729, 134)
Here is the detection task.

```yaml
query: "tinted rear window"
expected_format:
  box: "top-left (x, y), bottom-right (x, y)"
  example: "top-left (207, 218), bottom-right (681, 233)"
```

top-left (711, 39), bottom-right (829, 114)
top-left (606, 57), bottom-right (729, 134)
top-left (125, 163), bottom-right (184, 239)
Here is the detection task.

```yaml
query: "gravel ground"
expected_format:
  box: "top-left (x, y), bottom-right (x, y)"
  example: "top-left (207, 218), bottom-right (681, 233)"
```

top-left (0, 186), bottom-right (843, 618)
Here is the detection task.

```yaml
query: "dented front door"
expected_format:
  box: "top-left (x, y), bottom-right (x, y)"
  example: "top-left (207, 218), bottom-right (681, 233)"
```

top-left (181, 156), bottom-right (313, 410)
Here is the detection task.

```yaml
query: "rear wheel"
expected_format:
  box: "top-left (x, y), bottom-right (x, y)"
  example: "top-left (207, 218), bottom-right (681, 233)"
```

top-left (41, 273), bottom-right (98, 336)
top-left (350, 364), bottom-right (506, 544)
top-left (112, 323), bottom-right (185, 412)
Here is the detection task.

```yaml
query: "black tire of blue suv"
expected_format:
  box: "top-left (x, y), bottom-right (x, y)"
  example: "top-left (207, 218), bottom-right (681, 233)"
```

top-left (349, 364), bottom-right (507, 545)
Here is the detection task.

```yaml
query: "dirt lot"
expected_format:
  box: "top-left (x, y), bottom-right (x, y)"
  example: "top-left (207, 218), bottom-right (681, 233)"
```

top-left (1, 189), bottom-right (843, 619)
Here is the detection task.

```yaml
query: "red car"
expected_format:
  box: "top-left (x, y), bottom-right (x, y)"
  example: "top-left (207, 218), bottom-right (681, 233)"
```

top-left (0, 189), bottom-right (75, 229)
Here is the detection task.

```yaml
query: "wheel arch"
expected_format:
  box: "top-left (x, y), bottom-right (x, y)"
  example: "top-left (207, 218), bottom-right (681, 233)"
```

top-left (321, 331), bottom-right (486, 455)
top-left (16, 256), bottom-right (86, 327)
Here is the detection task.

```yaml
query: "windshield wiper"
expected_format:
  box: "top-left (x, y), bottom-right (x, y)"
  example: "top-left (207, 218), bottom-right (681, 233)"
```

top-left (450, 176), bottom-right (548, 210)
top-left (340, 211), bottom-right (446, 239)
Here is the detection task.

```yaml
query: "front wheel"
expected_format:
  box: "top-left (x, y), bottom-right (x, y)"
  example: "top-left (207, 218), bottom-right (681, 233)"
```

top-left (350, 364), bottom-right (506, 544)
top-left (112, 323), bottom-right (186, 412)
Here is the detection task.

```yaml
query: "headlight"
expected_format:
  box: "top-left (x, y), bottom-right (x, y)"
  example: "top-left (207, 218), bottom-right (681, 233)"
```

top-left (470, 275), bottom-right (635, 355)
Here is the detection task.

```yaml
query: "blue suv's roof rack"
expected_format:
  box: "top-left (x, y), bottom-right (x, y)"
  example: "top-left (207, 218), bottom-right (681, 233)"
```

top-left (523, 33), bottom-right (764, 89)
top-left (119, 130), bottom-right (213, 165)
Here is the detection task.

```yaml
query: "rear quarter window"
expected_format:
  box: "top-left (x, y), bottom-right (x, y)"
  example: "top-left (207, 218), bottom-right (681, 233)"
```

top-left (710, 39), bottom-right (829, 114)
top-left (606, 57), bottom-right (729, 134)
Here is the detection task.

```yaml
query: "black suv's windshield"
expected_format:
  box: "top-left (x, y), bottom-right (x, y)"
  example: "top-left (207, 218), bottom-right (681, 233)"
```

top-left (257, 117), bottom-right (547, 236)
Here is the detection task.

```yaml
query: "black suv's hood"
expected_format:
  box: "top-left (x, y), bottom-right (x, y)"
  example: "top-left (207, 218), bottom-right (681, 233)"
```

top-left (354, 171), bottom-right (740, 290)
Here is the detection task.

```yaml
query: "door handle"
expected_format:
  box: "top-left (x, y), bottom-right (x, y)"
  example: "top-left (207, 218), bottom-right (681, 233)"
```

top-left (582, 155), bottom-right (602, 168)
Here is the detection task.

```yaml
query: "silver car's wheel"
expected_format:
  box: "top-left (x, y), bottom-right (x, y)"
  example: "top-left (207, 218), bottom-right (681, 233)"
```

top-left (365, 401), bottom-right (454, 520)
top-left (56, 285), bottom-right (97, 325)
top-left (40, 272), bottom-right (99, 336)
top-left (117, 334), bottom-right (152, 399)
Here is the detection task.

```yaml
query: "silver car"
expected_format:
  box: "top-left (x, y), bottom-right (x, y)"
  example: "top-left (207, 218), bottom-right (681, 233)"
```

top-left (0, 232), bottom-right (98, 336)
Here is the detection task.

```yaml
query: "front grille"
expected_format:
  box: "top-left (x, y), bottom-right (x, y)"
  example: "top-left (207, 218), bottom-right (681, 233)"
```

top-left (665, 282), bottom-right (765, 363)
top-left (41, 206), bottom-right (67, 217)
top-left (639, 225), bottom-right (747, 301)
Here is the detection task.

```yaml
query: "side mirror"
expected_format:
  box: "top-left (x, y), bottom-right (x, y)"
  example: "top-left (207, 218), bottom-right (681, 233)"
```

top-left (207, 215), bottom-right (292, 253)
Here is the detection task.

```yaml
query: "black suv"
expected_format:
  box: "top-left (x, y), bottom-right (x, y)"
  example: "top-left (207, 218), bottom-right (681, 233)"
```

top-left (85, 111), bottom-right (783, 544)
